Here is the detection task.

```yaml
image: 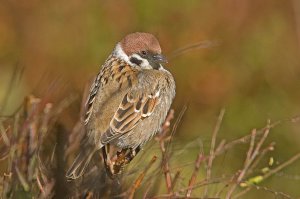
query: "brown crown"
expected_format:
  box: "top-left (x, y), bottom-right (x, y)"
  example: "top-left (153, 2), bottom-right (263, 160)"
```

top-left (120, 32), bottom-right (162, 56)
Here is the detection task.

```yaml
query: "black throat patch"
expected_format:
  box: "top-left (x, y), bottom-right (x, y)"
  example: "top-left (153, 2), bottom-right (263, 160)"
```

top-left (130, 57), bottom-right (142, 66)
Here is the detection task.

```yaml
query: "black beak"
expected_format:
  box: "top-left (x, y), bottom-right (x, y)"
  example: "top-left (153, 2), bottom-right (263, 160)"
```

top-left (153, 54), bottom-right (168, 63)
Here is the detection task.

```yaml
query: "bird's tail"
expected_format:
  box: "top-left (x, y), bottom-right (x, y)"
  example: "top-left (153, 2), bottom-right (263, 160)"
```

top-left (66, 145), bottom-right (97, 180)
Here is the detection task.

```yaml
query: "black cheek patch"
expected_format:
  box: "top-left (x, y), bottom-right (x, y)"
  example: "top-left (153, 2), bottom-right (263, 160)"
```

top-left (130, 57), bottom-right (142, 66)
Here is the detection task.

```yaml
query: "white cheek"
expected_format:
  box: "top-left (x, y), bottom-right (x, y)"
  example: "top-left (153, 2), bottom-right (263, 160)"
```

top-left (129, 54), bottom-right (151, 69)
top-left (140, 59), bottom-right (149, 67)
top-left (114, 43), bottom-right (130, 62)
top-left (158, 64), bottom-right (163, 70)
top-left (113, 44), bottom-right (152, 69)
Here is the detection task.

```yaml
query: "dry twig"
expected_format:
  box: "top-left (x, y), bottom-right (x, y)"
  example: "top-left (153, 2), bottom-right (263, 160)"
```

top-left (128, 156), bottom-right (157, 199)
top-left (226, 124), bottom-right (270, 199)
top-left (233, 152), bottom-right (300, 199)
top-left (186, 150), bottom-right (205, 197)
top-left (204, 109), bottom-right (225, 197)
top-left (157, 110), bottom-right (175, 194)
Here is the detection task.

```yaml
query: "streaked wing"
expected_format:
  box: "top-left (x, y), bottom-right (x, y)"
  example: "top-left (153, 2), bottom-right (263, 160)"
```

top-left (84, 57), bottom-right (136, 125)
top-left (84, 72), bottom-right (102, 125)
top-left (101, 89), bottom-right (160, 144)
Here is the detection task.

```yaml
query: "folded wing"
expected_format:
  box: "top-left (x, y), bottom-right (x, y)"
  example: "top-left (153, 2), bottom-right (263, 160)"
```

top-left (101, 89), bottom-right (160, 144)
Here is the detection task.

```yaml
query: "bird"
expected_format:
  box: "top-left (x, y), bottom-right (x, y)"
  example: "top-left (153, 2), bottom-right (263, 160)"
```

top-left (66, 32), bottom-right (176, 179)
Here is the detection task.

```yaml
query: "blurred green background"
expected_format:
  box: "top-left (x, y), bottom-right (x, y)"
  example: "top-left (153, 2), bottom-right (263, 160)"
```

top-left (1, 0), bottom-right (300, 198)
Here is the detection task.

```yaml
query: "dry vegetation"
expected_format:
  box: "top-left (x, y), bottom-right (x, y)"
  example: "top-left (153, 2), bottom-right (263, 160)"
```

top-left (1, 94), bottom-right (300, 199)
top-left (2, 1), bottom-right (300, 198)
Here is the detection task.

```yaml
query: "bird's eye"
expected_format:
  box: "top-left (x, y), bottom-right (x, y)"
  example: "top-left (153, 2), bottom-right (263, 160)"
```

top-left (141, 51), bottom-right (147, 55)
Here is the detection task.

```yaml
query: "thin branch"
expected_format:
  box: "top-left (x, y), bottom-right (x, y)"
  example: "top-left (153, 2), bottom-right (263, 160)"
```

top-left (215, 115), bottom-right (300, 158)
top-left (168, 40), bottom-right (220, 60)
top-left (152, 196), bottom-right (218, 199)
top-left (157, 177), bottom-right (226, 198)
top-left (253, 185), bottom-right (292, 199)
top-left (171, 170), bottom-right (181, 192)
top-left (186, 150), bottom-right (205, 197)
top-left (231, 187), bottom-right (251, 199)
top-left (245, 129), bottom-right (257, 167)
top-left (226, 124), bottom-right (270, 199)
top-left (143, 181), bottom-right (154, 199)
top-left (263, 152), bottom-right (300, 179)
top-left (36, 173), bottom-right (46, 195)
top-left (233, 182), bottom-right (295, 199)
top-left (204, 109), bottom-right (225, 196)
top-left (247, 142), bottom-right (275, 175)
top-left (166, 105), bottom-right (187, 153)
top-left (0, 121), bottom-right (10, 146)
top-left (160, 139), bottom-right (173, 194)
top-left (15, 166), bottom-right (30, 192)
top-left (128, 156), bottom-right (157, 199)
top-left (156, 109), bottom-right (175, 195)
top-left (152, 195), bottom-right (218, 199)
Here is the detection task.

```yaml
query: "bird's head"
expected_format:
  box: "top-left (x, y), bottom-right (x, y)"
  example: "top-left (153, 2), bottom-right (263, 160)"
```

top-left (114, 32), bottom-right (167, 70)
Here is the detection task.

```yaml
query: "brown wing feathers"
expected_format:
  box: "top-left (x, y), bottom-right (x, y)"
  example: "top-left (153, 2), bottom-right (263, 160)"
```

top-left (101, 91), bottom-right (159, 144)
top-left (142, 97), bottom-right (157, 117)
top-left (83, 57), bottom-right (160, 144)
top-left (84, 58), bottom-right (135, 125)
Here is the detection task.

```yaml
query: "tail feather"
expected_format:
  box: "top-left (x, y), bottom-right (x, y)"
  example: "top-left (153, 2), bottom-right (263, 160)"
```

top-left (66, 147), bottom-right (97, 180)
